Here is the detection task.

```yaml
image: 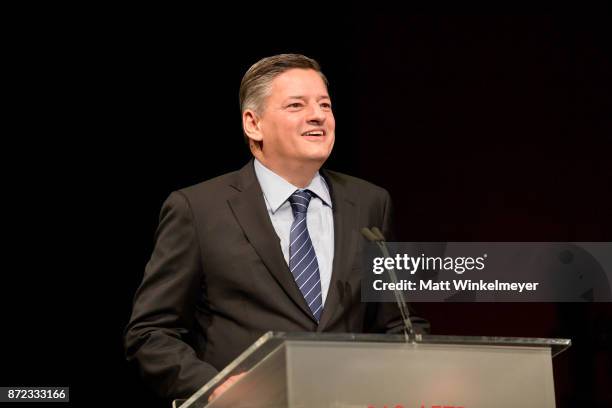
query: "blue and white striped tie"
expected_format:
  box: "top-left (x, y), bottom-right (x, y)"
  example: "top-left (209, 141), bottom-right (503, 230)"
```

top-left (288, 190), bottom-right (323, 322)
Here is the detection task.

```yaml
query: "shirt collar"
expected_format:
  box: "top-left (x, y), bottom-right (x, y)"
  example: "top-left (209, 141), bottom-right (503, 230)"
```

top-left (253, 158), bottom-right (332, 214)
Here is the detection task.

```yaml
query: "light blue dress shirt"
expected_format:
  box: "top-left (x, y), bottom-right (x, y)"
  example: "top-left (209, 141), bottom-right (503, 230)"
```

top-left (253, 159), bottom-right (335, 304)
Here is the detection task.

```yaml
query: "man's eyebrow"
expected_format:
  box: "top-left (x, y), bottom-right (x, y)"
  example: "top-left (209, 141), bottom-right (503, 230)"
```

top-left (285, 95), bottom-right (331, 100)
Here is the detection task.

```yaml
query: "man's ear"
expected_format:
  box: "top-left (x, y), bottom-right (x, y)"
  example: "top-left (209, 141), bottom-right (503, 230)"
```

top-left (242, 109), bottom-right (264, 145)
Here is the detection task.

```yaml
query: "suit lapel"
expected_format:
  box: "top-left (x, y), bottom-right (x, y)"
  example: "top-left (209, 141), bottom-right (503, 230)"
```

top-left (227, 161), bottom-right (314, 320)
top-left (317, 169), bottom-right (359, 331)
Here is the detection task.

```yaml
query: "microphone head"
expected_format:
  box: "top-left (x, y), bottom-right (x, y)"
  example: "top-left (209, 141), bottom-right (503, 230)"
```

top-left (360, 227), bottom-right (378, 242)
top-left (371, 227), bottom-right (386, 241)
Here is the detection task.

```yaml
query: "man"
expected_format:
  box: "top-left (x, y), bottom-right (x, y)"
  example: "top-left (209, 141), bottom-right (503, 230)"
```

top-left (124, 54), bottom-right (426, 401)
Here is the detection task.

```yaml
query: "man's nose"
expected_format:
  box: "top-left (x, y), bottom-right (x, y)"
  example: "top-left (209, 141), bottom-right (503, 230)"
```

top-left (305, 103), bottom-right (326, 124)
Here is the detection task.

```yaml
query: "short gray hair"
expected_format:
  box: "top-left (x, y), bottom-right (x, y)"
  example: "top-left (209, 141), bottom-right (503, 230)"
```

top-left (239, 53), bottom-right (328, 116)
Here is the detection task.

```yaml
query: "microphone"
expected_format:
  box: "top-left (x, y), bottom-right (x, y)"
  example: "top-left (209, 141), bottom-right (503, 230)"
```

top-left (361, 227), bottom-right (419, 343)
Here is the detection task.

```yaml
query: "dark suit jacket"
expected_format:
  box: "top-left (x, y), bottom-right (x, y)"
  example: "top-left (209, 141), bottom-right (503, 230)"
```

top-left (124, 160), bottom-right (425, 399)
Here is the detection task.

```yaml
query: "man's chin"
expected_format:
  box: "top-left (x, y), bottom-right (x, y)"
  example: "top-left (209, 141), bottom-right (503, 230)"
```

top-left (300, 152), bottom-right (331, 165)
top-left (300, 146), bottom-right (332, 161)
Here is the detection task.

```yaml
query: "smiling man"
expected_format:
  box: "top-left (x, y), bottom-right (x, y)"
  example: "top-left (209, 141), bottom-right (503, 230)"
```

top-left (124, 54), bottom-right (426, 402)
top-left (242, 64), bottom-right (335, 189)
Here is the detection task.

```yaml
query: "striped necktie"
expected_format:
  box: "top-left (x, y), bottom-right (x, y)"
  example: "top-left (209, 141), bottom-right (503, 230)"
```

top-left (288, 190), bottom-right (323, 322)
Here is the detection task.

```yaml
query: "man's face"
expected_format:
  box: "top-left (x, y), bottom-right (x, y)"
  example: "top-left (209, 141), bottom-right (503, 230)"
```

top-left (257, 68), bottom-right (335, 167)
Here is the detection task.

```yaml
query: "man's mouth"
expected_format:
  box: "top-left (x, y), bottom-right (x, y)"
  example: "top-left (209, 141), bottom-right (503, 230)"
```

top-left (301, 129), bottom-right (326, 136)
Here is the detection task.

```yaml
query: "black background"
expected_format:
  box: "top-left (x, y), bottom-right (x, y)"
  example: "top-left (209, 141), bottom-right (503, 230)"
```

top-left (3, 12), bottom-right (611, 407)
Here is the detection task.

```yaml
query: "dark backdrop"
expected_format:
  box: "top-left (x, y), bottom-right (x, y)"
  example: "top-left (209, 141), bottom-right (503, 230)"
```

top-left (3, 13), bottom-right (610, 407)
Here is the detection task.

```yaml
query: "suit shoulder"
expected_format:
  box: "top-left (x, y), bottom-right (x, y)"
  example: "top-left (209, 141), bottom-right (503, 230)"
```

top-left (158, 170), bottom-right (243, 212)
top-left (175, 170), bottom-right (241, 198)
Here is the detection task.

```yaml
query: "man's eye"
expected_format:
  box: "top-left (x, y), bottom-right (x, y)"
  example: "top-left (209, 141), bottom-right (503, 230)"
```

top-left (321, 103), bottom-right (332, 109)
top-left (288, 103), bottom-right (302, 108)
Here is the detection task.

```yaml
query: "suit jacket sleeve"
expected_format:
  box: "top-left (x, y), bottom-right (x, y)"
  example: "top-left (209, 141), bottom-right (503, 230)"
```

top-left (124, 191), bottom-right (218, 399)
top-left (372, 189), bottom-right (431, 335)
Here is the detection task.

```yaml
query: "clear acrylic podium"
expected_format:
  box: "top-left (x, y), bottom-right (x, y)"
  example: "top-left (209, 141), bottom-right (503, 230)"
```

top-left (176, 332), bottom-right (571, 408)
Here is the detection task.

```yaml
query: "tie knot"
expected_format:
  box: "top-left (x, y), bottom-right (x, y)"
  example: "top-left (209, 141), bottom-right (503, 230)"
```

top-left (288, 190), bottom-right (313, 215)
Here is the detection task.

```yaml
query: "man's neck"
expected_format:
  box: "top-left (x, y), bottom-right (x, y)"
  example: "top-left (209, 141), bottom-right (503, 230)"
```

top-left (254, 156), bottom-right (321, 188)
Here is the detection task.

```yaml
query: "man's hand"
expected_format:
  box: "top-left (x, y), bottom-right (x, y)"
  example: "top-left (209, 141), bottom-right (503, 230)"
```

top-left (208, 373), bottom-right (247, 402)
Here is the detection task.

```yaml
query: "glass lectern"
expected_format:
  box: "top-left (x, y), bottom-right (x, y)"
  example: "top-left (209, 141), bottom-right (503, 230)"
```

top-left (176, 332), bottom-right (570, 408)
